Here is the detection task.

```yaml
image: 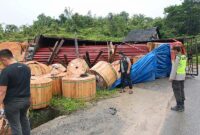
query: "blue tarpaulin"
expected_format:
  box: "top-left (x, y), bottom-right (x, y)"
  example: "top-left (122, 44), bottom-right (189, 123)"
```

top-left (111, 44), bottom-right (172, 89)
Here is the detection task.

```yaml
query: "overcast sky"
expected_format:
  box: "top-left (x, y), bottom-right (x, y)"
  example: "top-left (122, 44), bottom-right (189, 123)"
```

top-left (0, 0), bottom-right (183, 26)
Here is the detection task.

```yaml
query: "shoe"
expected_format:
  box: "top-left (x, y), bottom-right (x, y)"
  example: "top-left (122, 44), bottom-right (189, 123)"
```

top-left (171, 106), bottom-right (184, 112)
top-left (128, 90), bottom-right (133, 94)
top-left (181, 106), bottom-right (185, 111)
top-left (180, 101), bottom-right (185, 111)
top-left (120, 89), bottom-right (125, 93)
top-left (180, 104), bottom-right (185, 111)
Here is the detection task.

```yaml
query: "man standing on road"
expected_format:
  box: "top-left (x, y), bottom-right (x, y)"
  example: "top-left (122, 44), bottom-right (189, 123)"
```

top-left (169, 46), bottom-right (187, 112)
top-left (119, 52), bottom-right (133, 94)
top-left (0, 49), bottom-right (31, 135)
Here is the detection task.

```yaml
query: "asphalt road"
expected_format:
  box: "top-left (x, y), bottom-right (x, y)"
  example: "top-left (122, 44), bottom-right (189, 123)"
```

top-left (32, 78), bottom-right (172, 135)
top-left (161, 73), bottom-right (200, 135)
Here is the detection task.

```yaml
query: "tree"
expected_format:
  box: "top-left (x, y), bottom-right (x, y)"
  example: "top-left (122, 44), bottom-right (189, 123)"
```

top-left (31, 14), bottom-right (58, 34)
top-left (0, 24), bottom-right (3, 32)
top-left (64, 7), bottom-right (73, 19)
top-left (59, 7), bottom-right (73, 25)
top-left (59, 13), bottom-right (67, 24)
top-left (5, 24), bottom-right (18, 33)
top-left (2, 2), bottom-right (200, 42)
top-left (19, 25), bottom-right (31, 36)
top-left (0, 24), bottom-right (4, 39)
top-left (106, 11), bottom-right (131, 37)
top-left (164, 0), bottom-right (200, 36)
top-left (34, 14), bottom-right (54, 27)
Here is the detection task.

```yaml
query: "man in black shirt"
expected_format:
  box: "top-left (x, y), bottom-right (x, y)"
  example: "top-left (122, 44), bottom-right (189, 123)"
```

top-left (0, 49), bottom-right (31, 135)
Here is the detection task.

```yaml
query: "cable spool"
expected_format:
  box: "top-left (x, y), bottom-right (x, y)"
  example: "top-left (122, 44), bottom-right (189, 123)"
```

top-left (67, 58), bottom-right (89, 77)
top-left (62, 74), bottom-right (96, 101)
top-left (89, 61), bottom-right (118, 89)
top-left (30, 77), bottom-right (53, 109)
top-left (111, 60), bottom-right (121, 79)
top-left (25, 61), bottom-right (51, 76)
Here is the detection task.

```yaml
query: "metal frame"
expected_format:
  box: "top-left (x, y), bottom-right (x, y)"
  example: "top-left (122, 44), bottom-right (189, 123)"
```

top-left (185, 37), bottom-right (199, 76)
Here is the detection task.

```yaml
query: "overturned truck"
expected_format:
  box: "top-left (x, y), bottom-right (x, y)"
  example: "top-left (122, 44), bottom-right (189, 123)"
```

top-left (25, 35), bottom-right (150, 66)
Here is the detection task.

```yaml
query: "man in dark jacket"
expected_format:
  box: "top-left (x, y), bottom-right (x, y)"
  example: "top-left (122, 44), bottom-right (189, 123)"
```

top-left (0, 49), bottom-right (31, 135)
top-left (119, 52), bottom-right (133, 94)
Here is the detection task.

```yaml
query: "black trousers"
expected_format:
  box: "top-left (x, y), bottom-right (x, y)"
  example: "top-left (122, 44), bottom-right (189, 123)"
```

top-left (121, 72), bottom-right (133, 89)
top-left (172, 80), bottom-right (185, 106)
top-left (4, 97), bottom-right (31, 135)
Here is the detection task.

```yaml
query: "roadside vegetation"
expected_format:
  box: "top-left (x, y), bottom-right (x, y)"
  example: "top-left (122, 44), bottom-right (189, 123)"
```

top-left (29, 89), bottom-right (119, 129)
top-left (0, 1), bottom-right (200, 42)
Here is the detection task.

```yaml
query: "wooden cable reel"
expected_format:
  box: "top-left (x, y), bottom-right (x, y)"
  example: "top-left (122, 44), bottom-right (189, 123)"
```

top-left (147, 42), bottom-right (156, 52)
top-left (90, 61), bottom-right (118, 89)
top-left (0, 42), bottom-right (24, 62)
top-left (111, 60), bottom-right (121, 79)
top-left (62, 74), bottom-right (96, 101)
top-left (44, 73), bottom-right (66, 96)
top-left (67, 58), bottom-right (89, 77)
top-left (0, 104), bottom-right (11, 135)
top-left (47, 63), bottom-right (67, 96)
top-left (0, 117), bottom-right (11, 135)
top-left (25, 61), bottom-right (51, 76)
top-left (0, 42), bottom-right (25, 70)
top-left (30, 77), bottom-right (53, 109)
top-left (49, 63), bottom-right (66, 76)
top-left (132, 55), bottom-right (144, 64)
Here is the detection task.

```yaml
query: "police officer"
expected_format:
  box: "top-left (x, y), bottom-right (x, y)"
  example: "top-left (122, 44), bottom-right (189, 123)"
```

top-left (169, 46), bottom-right (187, 112)
top-left (119, 52), bottom-right (133, 94)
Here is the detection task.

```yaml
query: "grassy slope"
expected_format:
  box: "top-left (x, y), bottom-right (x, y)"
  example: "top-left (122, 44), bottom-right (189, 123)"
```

top-left (29, 89), bottom-right (119, 128)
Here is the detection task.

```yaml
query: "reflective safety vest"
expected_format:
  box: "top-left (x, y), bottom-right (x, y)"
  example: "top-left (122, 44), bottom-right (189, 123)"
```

top-left (177, 55), bottom-right (187, 75)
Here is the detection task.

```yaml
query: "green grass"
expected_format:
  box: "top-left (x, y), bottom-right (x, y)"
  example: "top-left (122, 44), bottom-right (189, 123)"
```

top-left (29, 89), bottom-right (118, 128)
top-left (50, 97), bottom-right (86, 113)
top-left (50, 89), bottom-right (119, 111)
top-left (50, 89), bottom-right (118, 112)
top-left (95, 89), bottom-right (119, 100)
top-left (49, 89), bottom-right (118, 112)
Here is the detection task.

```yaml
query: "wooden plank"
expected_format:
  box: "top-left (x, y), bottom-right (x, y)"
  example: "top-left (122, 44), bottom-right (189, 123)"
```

top-left (48, 47), bottom-right (65, 65)
top-left (108, 42), bottom-right (114, 61)
top-left (86, 51), bottom-right (91, 67)
top-left (91, 51), bottom-right (103, 66)
top-left (83, 55), bottom-right (90, 68)
top-left (64, 54), bottom-right (68, 67)
top-left (55, 39), bottom-right (65, 55)
top-left (49, 39), bottom-right (65, 64)
top-left (109, 45), bottom-right (118, 63)
top-left (47, 41), bottom-right (59, 64)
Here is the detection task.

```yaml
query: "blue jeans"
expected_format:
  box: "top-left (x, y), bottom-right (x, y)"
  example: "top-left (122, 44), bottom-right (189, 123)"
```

top-left (4, 97), bottom-right (31, 135)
